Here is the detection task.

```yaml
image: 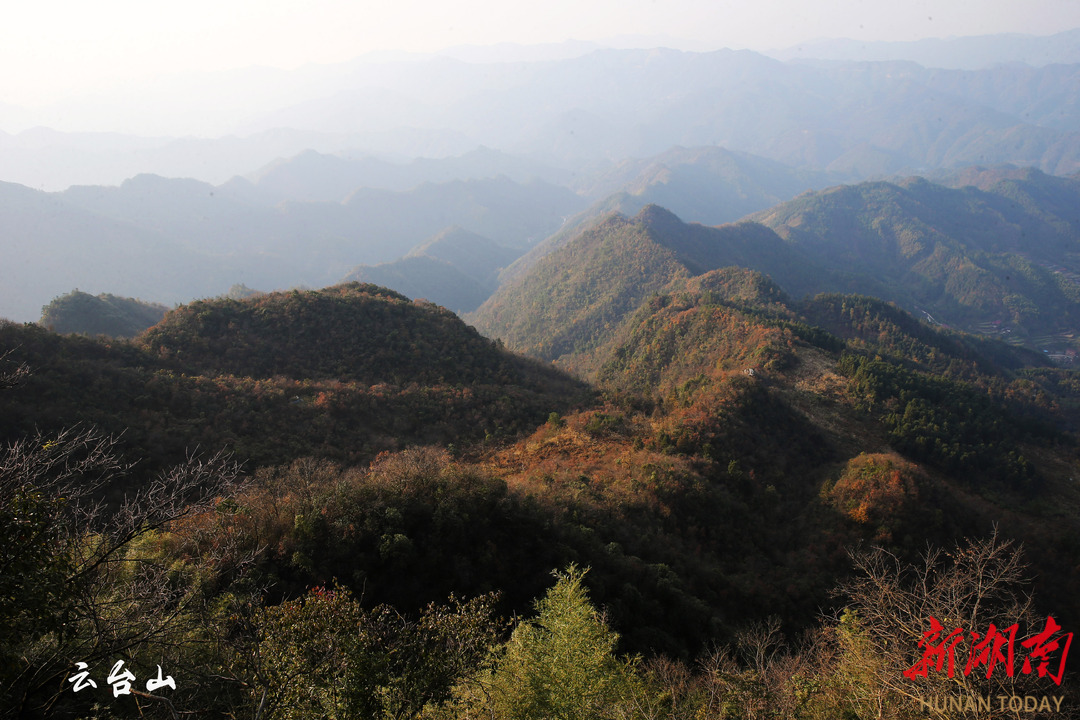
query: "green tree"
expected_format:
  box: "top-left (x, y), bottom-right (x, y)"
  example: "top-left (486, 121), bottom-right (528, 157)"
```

top-left (237, 585), bottom-right (502, 720)
top-left (245, 586), bottom-right (362, 720)
top-left (489, 565), bottom-right (635, 720)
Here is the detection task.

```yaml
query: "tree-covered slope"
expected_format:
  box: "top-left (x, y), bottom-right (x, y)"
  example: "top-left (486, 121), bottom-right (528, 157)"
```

top-left (469, 211), bottom-right (694, 365)
top-left (470, 205), bottom-right (815, 368)
top-left (474, 274), bottom-right (1080, 656)
top-left (478, 171), bottom-right (1080, 374)
top-left (751, 172), bottom-right (1080, 341)
top-left (8, 266), bottom-right (1080, 720)
top-left (498, 146), bottom-right (842, 290)
top-left (138, 283), bottom-right (526, 385)
top-left (39, 289), bottom-right (171, 338)
top-left (477, 250), bottom-right (1080, 608)
top-left (596, 267), bottom-right (801, 396)
top-left (1, 283), bottom-right (587, 472)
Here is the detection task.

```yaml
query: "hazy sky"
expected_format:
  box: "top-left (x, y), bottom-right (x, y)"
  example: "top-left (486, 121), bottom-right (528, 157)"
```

top-left (4, 0), bottom-right (1080, 107)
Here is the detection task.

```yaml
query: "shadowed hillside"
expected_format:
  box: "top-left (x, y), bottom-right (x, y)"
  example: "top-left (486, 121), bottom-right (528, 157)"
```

top-left (1, 283), bottom-right (588, 472)
top-left (7, 264), bottom-right (1080, 720)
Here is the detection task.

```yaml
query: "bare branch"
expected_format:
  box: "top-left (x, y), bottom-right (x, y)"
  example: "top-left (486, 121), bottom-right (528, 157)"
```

top-left (0, 428), bottom-right (250, 718)
top-left (0, 348), bottom-right (30, 391)
top-left (834, 529), bottom-right (1043, 719)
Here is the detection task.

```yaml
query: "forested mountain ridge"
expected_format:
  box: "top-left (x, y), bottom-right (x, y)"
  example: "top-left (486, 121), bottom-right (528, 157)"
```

top-left (0, 283), bottom-right (588, 473)
top-left (469, 204), bottom-right (824, 370)
top-left (468, 210), bottom-right (696, 366)
top-left (474, 171), bottom-right (1080, 372)
top-left (752, 171), bottom-right (1080, 340)
top-left (263, 146), bottom-right (847, 315)
top-left (479, 269), bottom-right (1080, 656)
top-left (138, 283), bottom-right (527, 385)
top-left (561, 145), bottom-right (848, 233)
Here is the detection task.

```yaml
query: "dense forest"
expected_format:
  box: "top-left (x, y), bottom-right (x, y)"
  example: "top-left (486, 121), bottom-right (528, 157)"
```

top-left (4, 266), bottom-right (1080, 718)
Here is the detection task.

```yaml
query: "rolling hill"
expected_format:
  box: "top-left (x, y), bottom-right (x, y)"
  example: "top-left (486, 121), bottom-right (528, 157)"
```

top-left (138, 283), bottom-right (529, 385)
top-left (0, 283), bottom-right (587, 472)
top-left (38, 290), bottom-right (170, 338)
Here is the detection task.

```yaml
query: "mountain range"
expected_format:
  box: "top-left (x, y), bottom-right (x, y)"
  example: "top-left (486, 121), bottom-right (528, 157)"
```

top-left (0, 142), bottom-right (849, 323)
top-left (4, 36), bottom-right (1080, 191)
top-left (471, 168), bottom-right (1080, 367)
top-left (342, 227), bottom-right (522, 313)
top-left (770, 28), bottom-right (1080, 69)
top-left (4, 34), bottom-right (1080, 324)
top-left (23, 157), bottom-right (1080, 366)
top-left (0, 171), bottom-right (583, 322)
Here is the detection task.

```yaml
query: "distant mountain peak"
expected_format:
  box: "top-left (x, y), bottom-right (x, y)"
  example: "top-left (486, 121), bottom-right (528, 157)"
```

top-left (635, 203), bottom-right (685, 230)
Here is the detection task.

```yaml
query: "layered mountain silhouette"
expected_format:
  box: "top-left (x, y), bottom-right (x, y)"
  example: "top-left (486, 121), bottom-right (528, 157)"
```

top-left (342, 227), bottom-right (521, 313)
top-left (0, 173), bottom-right (584, 322)
top-left (240, 147), bottom-right (571, 203)
top-left (5, 42), bottom-right (1080, 189)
